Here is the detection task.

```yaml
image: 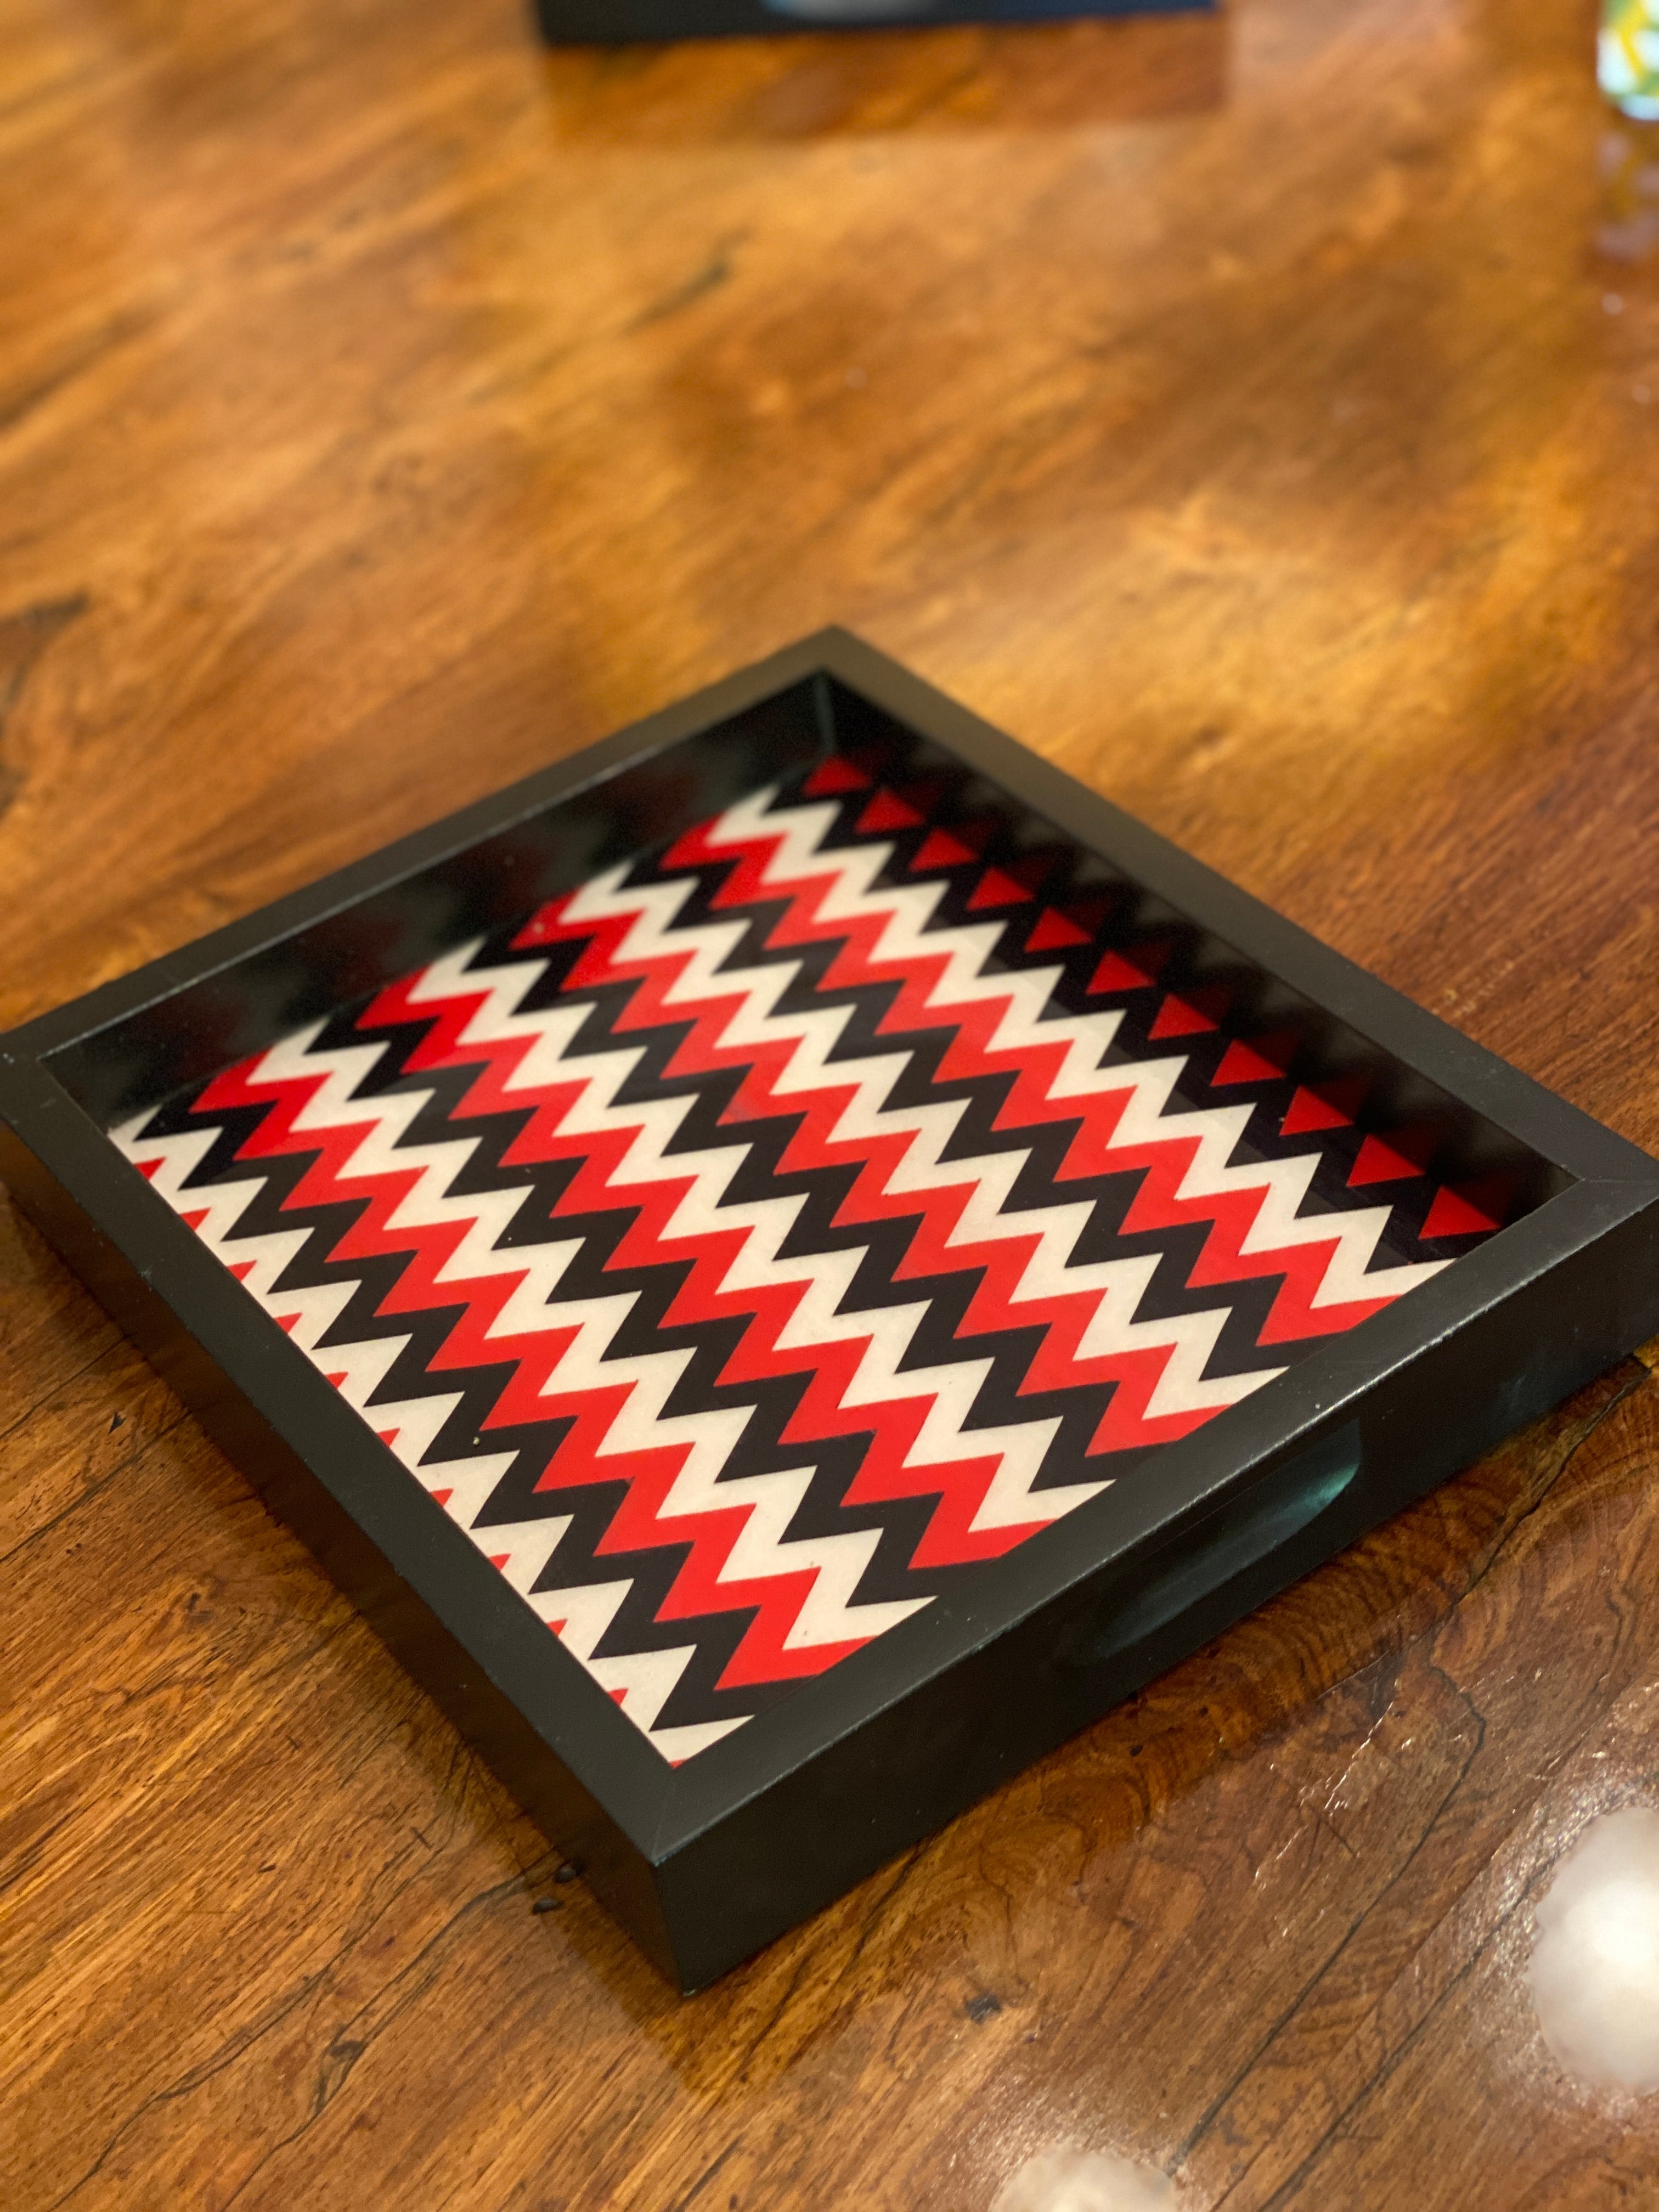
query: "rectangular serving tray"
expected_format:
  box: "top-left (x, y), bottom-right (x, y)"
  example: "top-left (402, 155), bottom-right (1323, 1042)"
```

top-left (4, 628), bottom-right (1658, 1991)
top-left (535, 0), bottom-right (1211, 45)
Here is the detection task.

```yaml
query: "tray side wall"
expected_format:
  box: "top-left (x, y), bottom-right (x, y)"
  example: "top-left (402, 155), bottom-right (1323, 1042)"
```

top-left (816, 645), bottom-right (1654, 1189)
top-left (11, 632), bottom-right (1659, 1995)
top-left (0, 1111), bottom-right (681, 1984)
top-left (656, 1186), bottom-right (1659, 1989)
top-left (42, 681), bottom-right (827, 1129)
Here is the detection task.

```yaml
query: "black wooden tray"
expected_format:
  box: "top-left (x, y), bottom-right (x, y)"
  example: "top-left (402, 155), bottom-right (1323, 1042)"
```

top-left (4, 629), bottom-right (1656, 1990)
top-left (535, 0), bottom-right (1210, 44)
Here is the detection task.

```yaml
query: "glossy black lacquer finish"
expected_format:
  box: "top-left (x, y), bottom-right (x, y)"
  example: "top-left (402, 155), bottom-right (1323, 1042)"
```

top-left (3, 631), bottom-right (1656, 1990)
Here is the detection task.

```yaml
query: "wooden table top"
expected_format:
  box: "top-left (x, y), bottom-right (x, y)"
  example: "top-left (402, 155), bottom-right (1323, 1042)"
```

top-left (5, 1), bottom-right (1659, 2204)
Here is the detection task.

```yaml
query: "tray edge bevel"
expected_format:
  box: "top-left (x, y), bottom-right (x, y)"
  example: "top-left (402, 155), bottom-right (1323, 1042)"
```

top-left (7, 625), bottom-right (1657, 1988)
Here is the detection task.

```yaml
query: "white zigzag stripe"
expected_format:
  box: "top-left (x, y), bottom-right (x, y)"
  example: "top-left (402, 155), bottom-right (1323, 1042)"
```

top-left (112, 785), bottom-right (1445, 1758)
top-left (696, 789), bottom-right (1446, 1314)
top-left (112, 1101), bottom-right (742, 1763)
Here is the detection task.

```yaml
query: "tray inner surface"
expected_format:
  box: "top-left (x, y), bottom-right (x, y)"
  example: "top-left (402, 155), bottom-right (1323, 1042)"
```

top-left (100, 730), bottom-right (1554, 1764)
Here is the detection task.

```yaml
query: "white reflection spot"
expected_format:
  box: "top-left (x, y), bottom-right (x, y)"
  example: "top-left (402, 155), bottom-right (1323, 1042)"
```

top-left (992, 2149), bottom-right (1175, 2212)
top-left (1528, 1804), bottom-right (1659, 2092)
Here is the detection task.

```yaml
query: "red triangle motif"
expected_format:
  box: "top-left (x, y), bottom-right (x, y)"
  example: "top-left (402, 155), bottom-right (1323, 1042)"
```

top-left (326, 1371), bottom-right (348, 1389)
top-left (1282, 1086), bottom-right (1352, 1135)
top-left (179, 1206), bottom-right (209, 1232)
top-left (1213, 1039), bottom-right (1283, 1086)
top-left (1088, 950), bottom-right (1154, 994)
top-left (856, 789), bottom-right (923, 834)
top-left (1349, 1135), bottom-right (1424, 1187)
top-left (274, 1312), bottom-right (302, 1334)
top-left (910, 829), bottom-right (976, 872)
top-left (134, 1156), bottom-right (163, 1182)
top-left (967, 866), bottom-right (1035, 910)
top-left (1421, 1185), bottom-right (1500, 1238)
top-left (429, 1487), bottom-right (452, 1508)
top-left (377, 1427), bottom-right (401, 1447)
top-left (804, 755), bottom-right (871, 797)
top-left (228, 1259), bottom-right (256, 1282)
top-left (1149, 993), bottom-right (1220, 1040)
top-left (1027, 907), bottom-right (1091, 952)
top-left (1282, 1075), bottom-right (1369, 1134)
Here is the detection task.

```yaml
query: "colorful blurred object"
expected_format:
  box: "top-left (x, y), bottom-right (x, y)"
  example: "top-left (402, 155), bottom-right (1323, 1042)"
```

top-left (1602, 0), bottom-right (1659, 120)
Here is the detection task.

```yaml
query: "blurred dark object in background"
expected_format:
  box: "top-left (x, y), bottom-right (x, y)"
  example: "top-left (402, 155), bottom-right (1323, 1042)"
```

top-left (537, 0), bottom-right (1211, 45)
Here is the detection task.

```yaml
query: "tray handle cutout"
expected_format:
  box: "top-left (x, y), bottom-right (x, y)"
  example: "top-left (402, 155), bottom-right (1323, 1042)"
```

top-left (1064, 1424), bottom-right (1362, 1671)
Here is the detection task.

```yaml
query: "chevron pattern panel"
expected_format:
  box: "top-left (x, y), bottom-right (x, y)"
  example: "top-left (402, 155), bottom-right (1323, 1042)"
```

top-left (113, 757), bottom-right (1518, 1762)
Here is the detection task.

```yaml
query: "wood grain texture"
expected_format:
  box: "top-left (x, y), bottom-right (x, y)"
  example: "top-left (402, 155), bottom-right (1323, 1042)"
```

top-left (3, 0), bottom-right (1658, 2204)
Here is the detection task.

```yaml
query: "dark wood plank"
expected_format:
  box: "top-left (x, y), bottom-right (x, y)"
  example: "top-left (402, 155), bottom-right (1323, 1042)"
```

top-left (4, 0), bottom-right (1657, 2204)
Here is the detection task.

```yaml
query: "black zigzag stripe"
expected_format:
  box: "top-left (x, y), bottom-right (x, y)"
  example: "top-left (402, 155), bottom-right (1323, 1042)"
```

top-left (116, 764), bottom-right (1513, 1752)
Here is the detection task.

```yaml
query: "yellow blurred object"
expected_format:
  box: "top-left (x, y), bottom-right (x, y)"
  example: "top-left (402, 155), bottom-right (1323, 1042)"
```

top-left (1602, 0), bottom-right (1659, 120)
